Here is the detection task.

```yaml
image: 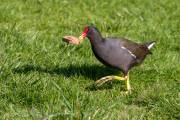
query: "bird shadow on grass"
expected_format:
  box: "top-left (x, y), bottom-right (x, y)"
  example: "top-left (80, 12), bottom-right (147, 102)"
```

top-left (12, 64), bottom-right (122, 91)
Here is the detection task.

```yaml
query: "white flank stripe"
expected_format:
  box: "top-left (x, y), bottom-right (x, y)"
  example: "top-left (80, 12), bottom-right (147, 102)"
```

top-left (121, 46), bottom-right (136, 58)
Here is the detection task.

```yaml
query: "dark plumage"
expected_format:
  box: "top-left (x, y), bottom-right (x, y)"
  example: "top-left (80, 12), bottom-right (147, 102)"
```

top-left (79, 26), bottom-right (155, 93)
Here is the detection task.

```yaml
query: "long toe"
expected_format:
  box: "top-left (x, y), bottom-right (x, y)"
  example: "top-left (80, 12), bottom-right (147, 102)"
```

top-left (95, 76), bottom-right (114, 86)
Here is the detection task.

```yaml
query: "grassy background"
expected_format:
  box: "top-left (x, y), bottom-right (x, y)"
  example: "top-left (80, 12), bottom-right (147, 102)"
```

top-left (0, 0), bottom-right (179, 119)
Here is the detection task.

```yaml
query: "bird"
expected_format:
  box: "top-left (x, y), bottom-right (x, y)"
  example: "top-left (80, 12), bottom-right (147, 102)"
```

top-left (78, 26), bottom-right (155, 93)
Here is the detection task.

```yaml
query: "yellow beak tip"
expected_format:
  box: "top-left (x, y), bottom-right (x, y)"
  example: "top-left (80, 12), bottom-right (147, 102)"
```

top-left (79, 36), bottom-right (83, 40)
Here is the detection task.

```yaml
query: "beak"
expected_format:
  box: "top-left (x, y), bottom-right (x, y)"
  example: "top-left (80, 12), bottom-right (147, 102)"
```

top-left (79, 33), bottom-right (86, 43)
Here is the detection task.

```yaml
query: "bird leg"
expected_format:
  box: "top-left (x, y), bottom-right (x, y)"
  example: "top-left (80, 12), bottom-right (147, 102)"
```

top-left (125, 73), bottom-right (131, 94)
top-left (95, 75), bottom-right (126, 86)
top-left (95, 72), bottom-right (132, 94)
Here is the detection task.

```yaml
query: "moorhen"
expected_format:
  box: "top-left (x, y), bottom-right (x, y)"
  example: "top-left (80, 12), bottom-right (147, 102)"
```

top-left (78, 26), bottom-right (155, 93)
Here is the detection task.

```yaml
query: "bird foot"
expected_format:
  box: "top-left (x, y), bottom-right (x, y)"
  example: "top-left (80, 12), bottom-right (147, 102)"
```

top-left (95, 76), bottom-right (114, 86)
top-left (120, 90), bottom-right (132, 95)
top-left (125, 90), bottom-right (132, 94)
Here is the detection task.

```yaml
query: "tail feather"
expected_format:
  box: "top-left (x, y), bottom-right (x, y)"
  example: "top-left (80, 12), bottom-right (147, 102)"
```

top-left (144, 41), bottom-right (156, 50)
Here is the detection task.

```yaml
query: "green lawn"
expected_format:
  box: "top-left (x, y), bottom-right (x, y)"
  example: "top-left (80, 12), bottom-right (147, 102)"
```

top-left (0, 0), bottom-right (179, 119)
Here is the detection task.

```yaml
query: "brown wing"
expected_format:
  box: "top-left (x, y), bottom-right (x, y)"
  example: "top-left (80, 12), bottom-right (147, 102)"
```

top-left (121, 39), bottom-right (150, 59)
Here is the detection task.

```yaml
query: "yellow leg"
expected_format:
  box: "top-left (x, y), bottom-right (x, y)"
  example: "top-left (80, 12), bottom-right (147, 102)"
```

top-left (95, 75), bottom-right (125, 86)
top-left (95, 72), bottom-right (132, 94)
top-left (125, 72), bottom-right (131, 94)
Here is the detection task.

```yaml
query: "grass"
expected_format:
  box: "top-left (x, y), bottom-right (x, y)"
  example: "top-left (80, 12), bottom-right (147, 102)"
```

top-left (0, 0), bottom-right (179, 119)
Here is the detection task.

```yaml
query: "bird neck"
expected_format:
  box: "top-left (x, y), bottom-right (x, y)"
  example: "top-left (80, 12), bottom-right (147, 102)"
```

top-left (87, 30), bottom-right (103, 45)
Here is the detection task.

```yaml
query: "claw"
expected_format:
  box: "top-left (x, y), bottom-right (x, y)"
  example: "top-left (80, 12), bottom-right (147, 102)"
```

top-left (125, 89), bottom-right (132, 94)
top-left (120, 90), bottom-right (131, 95)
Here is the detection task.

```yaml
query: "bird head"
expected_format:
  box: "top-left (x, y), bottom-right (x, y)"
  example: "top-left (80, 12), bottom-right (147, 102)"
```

top-left (79, 26), bottom-right (102, 43)
top-left (79, 26), bottom-right (90, 43)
